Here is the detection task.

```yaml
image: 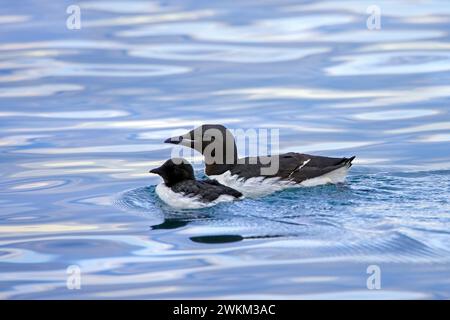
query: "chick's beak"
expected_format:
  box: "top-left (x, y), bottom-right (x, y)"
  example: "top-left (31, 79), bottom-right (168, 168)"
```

top-left (149, 168), bottom-right (160, 174)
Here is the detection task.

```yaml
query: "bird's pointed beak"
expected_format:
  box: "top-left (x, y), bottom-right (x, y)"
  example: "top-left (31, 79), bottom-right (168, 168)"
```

top-left (149, 167), bottom-right (161, 175)
top-left (164, 136), bottom-right (182, 144)
top-left (164, 131), bottom-right (194, 149)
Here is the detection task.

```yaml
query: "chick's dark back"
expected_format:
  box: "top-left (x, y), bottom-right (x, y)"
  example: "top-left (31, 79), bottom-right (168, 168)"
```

top-left (171, 179), bottom-right (242, 202)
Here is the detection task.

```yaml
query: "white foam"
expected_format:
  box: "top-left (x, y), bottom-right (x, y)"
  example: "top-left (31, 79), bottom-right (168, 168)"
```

top-left (155, 183), bottom-right (237, 209)
top-left (210, 166), bottom-right (350, 197)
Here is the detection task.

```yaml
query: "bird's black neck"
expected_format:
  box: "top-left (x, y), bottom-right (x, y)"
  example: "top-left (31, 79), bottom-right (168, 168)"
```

top-left (203, 139), bottom-right (238, 176)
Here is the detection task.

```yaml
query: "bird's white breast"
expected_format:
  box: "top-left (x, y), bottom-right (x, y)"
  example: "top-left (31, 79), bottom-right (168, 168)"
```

top-left (155, 183), bottom-right (237, 209)
top-left (209, 166), bottom-right (350, 197)
top-left (209, 171), bottom-right (293, 197)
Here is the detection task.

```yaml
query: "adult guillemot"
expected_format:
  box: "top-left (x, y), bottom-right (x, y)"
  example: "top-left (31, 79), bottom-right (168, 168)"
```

top-left (150, 158), bottom-right (243, 209)
top-left (164, 124), bottom-right (355, 197)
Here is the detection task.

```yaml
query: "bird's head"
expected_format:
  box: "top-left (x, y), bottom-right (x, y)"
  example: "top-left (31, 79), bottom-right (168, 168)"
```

top-left (149, 158), bottom-right (195, 186)
top-left (164, 124), bottom-right (237, 165)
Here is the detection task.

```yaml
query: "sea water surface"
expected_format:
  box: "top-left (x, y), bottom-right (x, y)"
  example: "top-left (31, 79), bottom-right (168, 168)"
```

top-left (1, 0), bottom-right (450, 299)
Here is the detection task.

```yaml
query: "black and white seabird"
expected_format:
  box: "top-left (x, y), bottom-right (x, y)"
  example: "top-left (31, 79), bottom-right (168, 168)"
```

top-left (149, 158), bottom-right (243, 209)
top-left (164, 124), bottom-right (356, 197)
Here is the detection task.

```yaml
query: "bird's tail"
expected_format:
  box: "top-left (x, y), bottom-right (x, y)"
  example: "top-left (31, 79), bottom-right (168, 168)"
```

top-left (342, 156), bottom-right (356, 167)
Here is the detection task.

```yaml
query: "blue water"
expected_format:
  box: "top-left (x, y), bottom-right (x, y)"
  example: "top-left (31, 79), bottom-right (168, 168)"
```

top-left (1, 0), bottom-right (450, 299)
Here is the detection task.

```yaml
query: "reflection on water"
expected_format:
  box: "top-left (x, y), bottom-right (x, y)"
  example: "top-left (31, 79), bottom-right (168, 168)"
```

top-left (129, 44), bottom-right (330, 63)
top-left (327, 51), bottom-right (450, 76)
top-left (353, 109), bottom-right (439, 121)
top-left (0, 84), bottom-right (83, 98)
top-left (1, 0), bottom-right (450, 299)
